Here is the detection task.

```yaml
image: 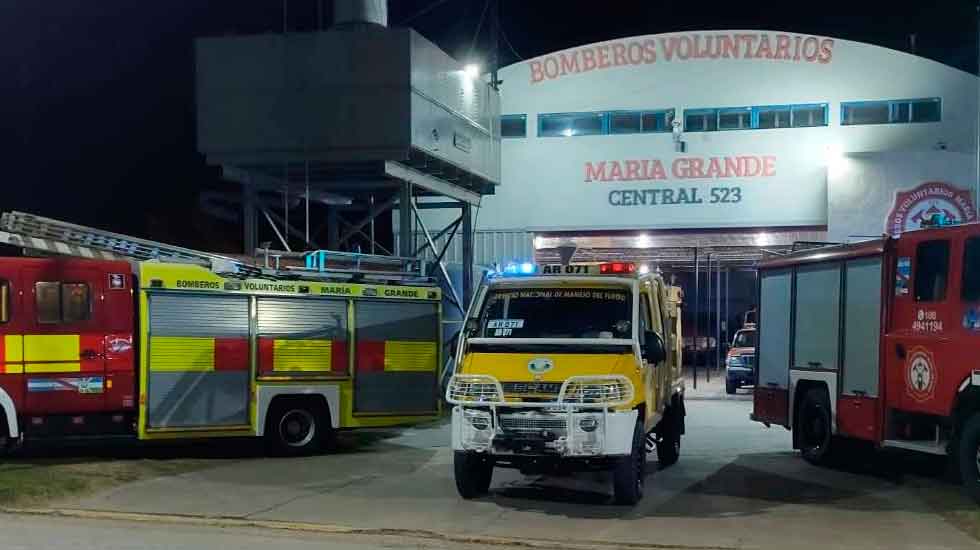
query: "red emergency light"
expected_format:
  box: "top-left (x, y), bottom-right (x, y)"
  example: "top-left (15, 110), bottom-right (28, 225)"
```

top-left (599, 262), bottom-right (636, 274)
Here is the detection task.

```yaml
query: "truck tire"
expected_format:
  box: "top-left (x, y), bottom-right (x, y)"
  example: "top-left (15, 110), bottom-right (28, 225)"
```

top-left (726, 380), bottom-right (736, 395)
top-left (957, 412), bottom-right (980, 504)
top-left (613, 420), bottom-right (645, 505)
top-left (656, 407), bottom-right (681, 468)
top-left (454, 451), bottom-right (493, 499)
top-left (798, 388), bottom-right (835, 466)
top-left (265, 398), bottom-right (332, 457)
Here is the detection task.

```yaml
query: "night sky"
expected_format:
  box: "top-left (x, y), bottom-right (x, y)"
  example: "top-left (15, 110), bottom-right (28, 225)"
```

top-left (3, 0), bottom-right (978, 251)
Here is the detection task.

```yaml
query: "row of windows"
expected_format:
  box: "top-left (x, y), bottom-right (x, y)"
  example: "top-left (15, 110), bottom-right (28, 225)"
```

top-left (500, 97), bottom-right (942, 138)
top-left (0, 281), bottom-right (91, 324)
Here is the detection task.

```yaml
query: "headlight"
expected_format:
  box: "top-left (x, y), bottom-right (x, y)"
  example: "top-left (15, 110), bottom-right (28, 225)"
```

top-left (579, 415), bottom-right (598, 432)
top-left (559, 376), bottom-right (634, 406)
top-left (446, 374), bottom-right (504, 404)
top-left (727, 355), bottom-right (745, 368)
top-left (464, 409), bottom-right (491, 430)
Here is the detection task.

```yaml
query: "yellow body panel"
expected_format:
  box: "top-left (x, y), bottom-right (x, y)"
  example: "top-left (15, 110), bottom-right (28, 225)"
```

top-left (273, 339), bottom-right (332, 372)
top-left (149, 336), bottom-right (215, 372)
top-left (24, 362), bottom-right (81, 373)
top-left (384, 341), bottom-right (437, 372)
top-left (5, 335), bottom-right (23, 362)
top-left (24, 334), bottom-right (78, 362)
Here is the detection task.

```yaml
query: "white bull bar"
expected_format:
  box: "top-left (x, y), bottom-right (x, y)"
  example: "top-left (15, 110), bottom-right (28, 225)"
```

top-left (446, 374), bottom-right (637, 457)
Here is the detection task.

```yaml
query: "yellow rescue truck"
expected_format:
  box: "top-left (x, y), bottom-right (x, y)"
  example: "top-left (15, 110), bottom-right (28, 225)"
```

top-left (446, 261), bottom-right (684, 504)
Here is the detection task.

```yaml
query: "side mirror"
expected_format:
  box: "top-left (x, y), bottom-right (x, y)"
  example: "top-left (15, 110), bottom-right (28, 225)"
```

top-left (464, 318), bottom-right (480, 335)
top-left (643, 331), bottom-right (667, 365)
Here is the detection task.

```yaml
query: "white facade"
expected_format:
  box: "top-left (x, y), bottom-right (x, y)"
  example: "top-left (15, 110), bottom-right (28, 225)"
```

top-left (415, 30), bottom-right (979, 266)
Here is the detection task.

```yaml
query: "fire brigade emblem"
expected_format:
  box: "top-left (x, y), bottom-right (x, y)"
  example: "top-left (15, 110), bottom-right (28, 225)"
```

top-left (905, 347), bottom-right (937, 403)
top-left (885, 182), bottom-right (976, 236)
top-left (527, 357), bottom-right (554, 376)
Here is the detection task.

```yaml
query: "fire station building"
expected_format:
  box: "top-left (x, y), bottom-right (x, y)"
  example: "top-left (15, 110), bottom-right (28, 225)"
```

top-left (417, 29), bottom-right (979, 272)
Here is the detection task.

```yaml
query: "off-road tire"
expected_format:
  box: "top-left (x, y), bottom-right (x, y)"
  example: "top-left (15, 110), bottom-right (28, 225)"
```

top-left (613, 420), bottom-right (646, 505)
top-left (726, 380), bottom-right (737, 395)
top-left (656, 407), bottom-right (682, 469)
top-left (454, 451), bottom-right (493, 499)
top-left (957, 412), bottom-right (980, 504)
top-left (264, 398), bottom-right (332, 457)
top-left (798, 388), bottom-right (835, 466)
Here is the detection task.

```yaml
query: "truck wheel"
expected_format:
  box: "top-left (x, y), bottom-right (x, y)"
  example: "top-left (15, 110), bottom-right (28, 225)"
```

top-left (454, 451), bottom-right (493, 499)
top-left (957, 413), bottom-right (980, 504)
top-left (613, 420), bottom-right (645, 505)
top-left (726, 380), bottom-right (736, 395)
top-left (656, 409), bottom-right (681, 468)
top-left (265, 399), bottom-right (332, 457)
top-left (798, 388), bottom-right (834, 466)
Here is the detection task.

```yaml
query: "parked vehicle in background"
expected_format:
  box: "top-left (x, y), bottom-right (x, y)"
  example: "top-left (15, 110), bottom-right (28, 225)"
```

top-left (725, 324), bottom-right (756, 394)
top-left (446, 262), bottom-right (684, 505)
top-left (0, 212), bottom-right (443, 455)
top-left (751, 217), bottom-right (980, 502)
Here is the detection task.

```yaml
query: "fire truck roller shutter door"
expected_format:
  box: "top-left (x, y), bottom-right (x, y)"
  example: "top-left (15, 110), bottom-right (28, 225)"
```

top-left (756, 268), bottom-right (792, 426)
top-left (256, 297), bottom-right (348, 375)
top-left (355, 301), bottom-right (439, 413)
top-left (147, 294), bottom-right (250, 428)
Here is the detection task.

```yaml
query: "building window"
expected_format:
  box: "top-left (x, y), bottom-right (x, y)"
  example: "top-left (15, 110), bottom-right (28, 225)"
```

top-left (757, 106), bottom-right (791, 129)
top-left (641, 110), bottom-right (673, 133)
top-left (35, 281), bottom-right (91, 324)
top-left (963, 237), bottom-right (980, 302)
top-left (718, 108), bottom-right (752, 130)
top-left (790, 104), bottom-right (828, 127)
top-left (609, 112), bottom-right (641, 134)
top-left (500, 114), bottom-right (527, 138)
top-left (841, 98), bottom-right (941, 126)
top-left (538, 112), bottom-right (605, 137)
top-left (684, 109), bottom-right (718, 132)
top-left (914, 240), bottom-right (950, 302)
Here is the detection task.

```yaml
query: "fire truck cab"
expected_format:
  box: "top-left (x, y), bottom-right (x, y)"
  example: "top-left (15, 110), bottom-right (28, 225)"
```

top-left (752, 220), bottom-right (980, 501)
top-left (446, 262), bottom-right (684, 505)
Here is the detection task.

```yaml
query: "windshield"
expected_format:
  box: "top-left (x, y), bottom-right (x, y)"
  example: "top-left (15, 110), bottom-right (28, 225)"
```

top-left (733, 329), bottom-right (756, 348)
top-left (478, 286), bottom-right (632, 339)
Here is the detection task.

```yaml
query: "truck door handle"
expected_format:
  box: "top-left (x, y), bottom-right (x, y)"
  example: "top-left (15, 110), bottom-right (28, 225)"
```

top-left (895, 344), bottom-right (906, 359)
top-left (80, 349), bottom-right (101, 360)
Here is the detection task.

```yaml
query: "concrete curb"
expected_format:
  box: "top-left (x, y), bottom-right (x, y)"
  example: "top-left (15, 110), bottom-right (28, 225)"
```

top-left (1, 506), bottom-right (738, 550)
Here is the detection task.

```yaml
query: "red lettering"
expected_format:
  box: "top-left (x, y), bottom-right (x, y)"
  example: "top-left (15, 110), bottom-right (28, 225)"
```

top-left (625, 160), bottom-right (641, 181)
top-left (585, 161), bottom-right (606, 182)
top-left (596, 45), bottom-right (611, 69)
top-left (581, 48), bottom-right (597, 71)
top-left (671, 158), bottom-right (688, 178)
top-left (612, 43), bottom-right (628, 66)
top-left (677, 36), bottom-right (693, 59)
top-left (718, 35), bottom-right (738, 58)
top-left (724, 157), bottom-right (741, 177)
top-left (627, 42), bottom-right (644, 64)
top-left (559, 52), bottom-right (580, 75)
top-left (762, 156), bottom-right (776, 176)
top-left (660, 36), bottom-right (678, 61)
top-left (688, 158), bottom-right (704, 178)
top-left (802, 36), bottom-right (819, 61)
top-left (529, 60), bottom-right (545, 83)
top-left (543, 57), bottom-right (559, 79)
top-left (818, 38), bottom-right (834, 64)
top-left (742, 156), bottom-right (761, 177)
top-left (608, 161), bottom-right (623, 181)
top-left (642, 39), bottom-right (657, 63)
top-left (650, 159), bottom-right (666, 179)
top-left (793, 35), bottom-right (802, 61)
top-left (774, 35), bottom-right (790, 60)
top-left (755, 35), bottom-right (773, 59)
top-left (703, 35), bottom-right (720, 59)
top-left (739, 34), bottom-right (757, 58)
top-left (705, 157), bottom-right (722, 178)
top-left (691, 34), bottom-right (705, 58)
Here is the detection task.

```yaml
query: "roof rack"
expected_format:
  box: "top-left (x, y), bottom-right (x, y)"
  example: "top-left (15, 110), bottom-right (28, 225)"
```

top-left (0, 211), bottom-right (433, 284)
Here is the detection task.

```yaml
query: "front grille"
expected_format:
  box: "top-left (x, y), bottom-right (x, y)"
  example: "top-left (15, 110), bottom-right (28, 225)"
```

top-left (501, 381), bottom-right (562, 395)
top-left (741, 355), bottom-right (755, 367)
top-left (499, 415), bottom-right (567, 432)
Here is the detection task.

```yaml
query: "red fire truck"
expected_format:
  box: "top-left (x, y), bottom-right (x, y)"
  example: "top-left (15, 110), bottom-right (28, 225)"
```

top-left (0, 212), bottom-right (443, 454)
top-left (752, 220), bottom-right (980, 501)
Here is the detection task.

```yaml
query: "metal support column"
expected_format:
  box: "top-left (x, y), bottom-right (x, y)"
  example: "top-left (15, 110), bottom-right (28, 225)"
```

top-left (692, 247), bottom-right (699, 390)
top-left (705, 254), bottom-right (711, 382)
top-left (462, 202), bottom-right (474, 308)
top-left (326, 207), bottom-right (340, 250)
top-left (724, 268), bottom-right (730, 348)
top-left (716, 263), bottom-right (722, 374)
top-left (399, 182), bottom-right (413, 257)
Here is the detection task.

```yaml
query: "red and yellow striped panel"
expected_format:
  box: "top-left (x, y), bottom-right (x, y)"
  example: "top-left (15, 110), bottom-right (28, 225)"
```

top-left (149, 336), bottom-right (248, 372)
top-left (356, 341), bottom-right (437, 373)
top-left (258, 338), bottom-right (348, 375)
top-left (0, 335), bottom-right (23, 374)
